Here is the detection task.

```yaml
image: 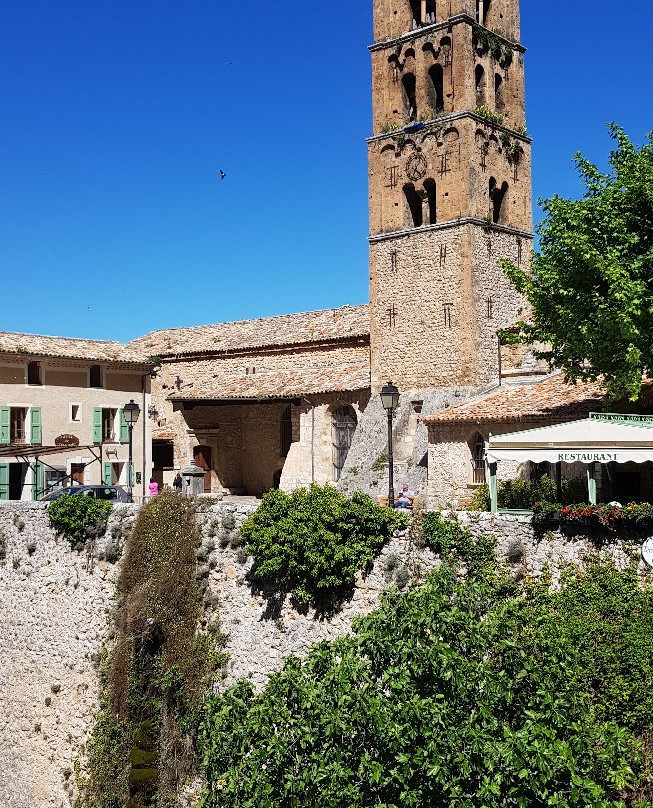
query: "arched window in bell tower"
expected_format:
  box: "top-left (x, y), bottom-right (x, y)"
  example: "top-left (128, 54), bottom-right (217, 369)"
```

top-left (401, 72), bottom-right (417, 121)
top-left (476, 0), bottom-right (491, 25)
top-left (494, 73), bottom-right (505, 114)
top-left (489, 177), bottom-right (509, 224)
top-left (409, 0), bottom-right (421, 27)
top-left (404, 183), bottom-right (423, 227)
top-left (423, 179), bottom-right (437, 224)
top-left (475, 64), bottom-right (486, 107)
top-left (428, 64), bottom-right (444, 113)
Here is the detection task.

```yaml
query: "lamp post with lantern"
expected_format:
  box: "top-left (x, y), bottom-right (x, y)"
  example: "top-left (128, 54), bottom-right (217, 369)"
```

top-left (380, 381), bottom-right (400, 507)
top-left (123, 399), bottom-right (141, 503)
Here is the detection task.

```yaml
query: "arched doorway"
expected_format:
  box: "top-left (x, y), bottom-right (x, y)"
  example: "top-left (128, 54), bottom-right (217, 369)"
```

top-left (332, 405), bottom-right (357, 481)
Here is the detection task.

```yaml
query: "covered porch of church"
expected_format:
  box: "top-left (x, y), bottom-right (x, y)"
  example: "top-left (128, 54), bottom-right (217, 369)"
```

top-left (168, 366), bottom-right (370, 498)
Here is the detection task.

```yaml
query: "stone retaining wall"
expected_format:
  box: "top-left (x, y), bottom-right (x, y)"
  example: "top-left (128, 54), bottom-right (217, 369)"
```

top-left (0, 501), bottom-right (648, 807)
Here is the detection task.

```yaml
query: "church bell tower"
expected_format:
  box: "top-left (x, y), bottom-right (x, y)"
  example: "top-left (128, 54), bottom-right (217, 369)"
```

top-left (368, 0), bottom-right (533, 392)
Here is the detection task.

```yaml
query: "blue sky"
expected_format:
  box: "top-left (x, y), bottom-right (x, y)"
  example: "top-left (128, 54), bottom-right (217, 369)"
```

top-left (1, 0), bottom-right (649, 341)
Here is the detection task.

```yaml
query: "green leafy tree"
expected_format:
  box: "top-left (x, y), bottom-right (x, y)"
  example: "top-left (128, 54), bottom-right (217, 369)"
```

top-left (505, 125), bottom-right (653, 401)
top-left (198, 528), bottom-right (653, 808)
top-left (241, 484), bottom-right (407, 608)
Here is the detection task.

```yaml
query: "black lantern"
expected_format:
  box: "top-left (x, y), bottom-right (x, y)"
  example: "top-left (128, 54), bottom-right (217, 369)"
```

top-left (123, 399), bottom-right (140, 502)
top-left (380, 382), bottom-right (400, 506)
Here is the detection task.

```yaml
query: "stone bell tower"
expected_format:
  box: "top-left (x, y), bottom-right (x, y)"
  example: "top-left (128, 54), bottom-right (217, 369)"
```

top-left (368, 0), bottom-right (533, 392)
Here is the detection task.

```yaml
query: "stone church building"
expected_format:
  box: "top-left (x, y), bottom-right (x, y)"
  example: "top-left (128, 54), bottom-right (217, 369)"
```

top-left (128, 0), bottom-right (537, 500)
top-left (3, 0), bottom-right (555, 504)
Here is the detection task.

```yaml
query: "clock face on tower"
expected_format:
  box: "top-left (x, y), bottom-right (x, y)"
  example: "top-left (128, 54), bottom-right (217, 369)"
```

top-left (405, 152), bottom-right (428, 182)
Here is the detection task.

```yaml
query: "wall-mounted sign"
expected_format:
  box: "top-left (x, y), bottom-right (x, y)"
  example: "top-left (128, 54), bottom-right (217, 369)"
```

top-left (642, 537), bottom-right (653, 569)
top-left (54, 434), bottom-right (80, 448)
top-left (590, 412), bottom-right (653, 426)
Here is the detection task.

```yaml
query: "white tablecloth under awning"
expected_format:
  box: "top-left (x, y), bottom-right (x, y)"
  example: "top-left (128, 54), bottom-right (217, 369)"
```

top-left (487, 416), bottom-right (653, 465)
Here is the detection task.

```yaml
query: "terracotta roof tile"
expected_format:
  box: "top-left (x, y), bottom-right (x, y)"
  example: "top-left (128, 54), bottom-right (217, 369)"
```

top-left (129, 305), bottom-right (370, 357)
top-left (0, 332), bottom-right (148, 363)
top-left (423, 374), bottom-right (606, 425)
top-left (168, 361), bottom-right (370, 401)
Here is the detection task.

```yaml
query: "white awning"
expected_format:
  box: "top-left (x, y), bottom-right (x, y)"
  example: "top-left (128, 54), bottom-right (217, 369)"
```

top-left (487, 415), bottom-right (653, 465)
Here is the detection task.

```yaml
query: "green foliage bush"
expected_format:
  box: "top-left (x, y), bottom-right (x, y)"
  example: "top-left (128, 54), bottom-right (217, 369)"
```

top-left (198, 540), bottom-right (653, 808)
top-left (48, 494), bottom-right (112, 550)
top-left (241, 485), bottom-right (407, 608)
top-left (468, 474), bottom-right (588, 511)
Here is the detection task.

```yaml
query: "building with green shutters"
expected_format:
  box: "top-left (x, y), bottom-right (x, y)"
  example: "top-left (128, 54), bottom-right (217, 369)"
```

top-left (0, 332), bottom-right (152, 501)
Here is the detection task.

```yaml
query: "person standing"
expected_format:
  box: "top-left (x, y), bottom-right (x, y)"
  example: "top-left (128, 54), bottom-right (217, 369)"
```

top-left (173, 472), bottom-right (183, 492)
top-left (148, 478), bottom-right (159, 498)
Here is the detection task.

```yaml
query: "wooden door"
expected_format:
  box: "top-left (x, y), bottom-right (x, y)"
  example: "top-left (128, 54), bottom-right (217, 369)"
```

top-left (71, 463), bottom-right (85, 485)
top-left (193, 446), bottom-right (212, 493)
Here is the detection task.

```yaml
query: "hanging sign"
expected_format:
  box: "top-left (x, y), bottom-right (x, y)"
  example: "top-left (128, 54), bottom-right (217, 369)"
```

top-left (55, 434), bottom-right (80, 448)
top-left (642, 537), bottom-right (653, 570)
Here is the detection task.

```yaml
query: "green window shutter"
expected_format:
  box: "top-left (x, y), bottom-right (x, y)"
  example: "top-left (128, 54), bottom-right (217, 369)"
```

top-left (119, 409), bottom-right (129, 444)
top-left (33, 461), bottom-right (44, 501)
top-left (0, 408), bottom-right (9, 445)
top-left (30, 407), bottom-right (42, 445)
top-left (93, 408), bottom-right (103, 443)
top-left (0, 463), bottom-right (9, 500)
top-left (103, 462), bottom-right (114, 485)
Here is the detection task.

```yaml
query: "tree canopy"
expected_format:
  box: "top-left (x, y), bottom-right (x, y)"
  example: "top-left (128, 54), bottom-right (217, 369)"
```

top-left (505, 125), bottom-right (653, 401)
top-left (198, 519), bottom-right (653, 808)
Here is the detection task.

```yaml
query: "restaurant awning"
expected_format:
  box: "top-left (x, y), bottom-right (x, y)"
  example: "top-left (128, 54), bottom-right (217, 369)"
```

top-left (486, 413), bottom-right (653, 512)
top-left (487, 413), bottom-right (653, 465)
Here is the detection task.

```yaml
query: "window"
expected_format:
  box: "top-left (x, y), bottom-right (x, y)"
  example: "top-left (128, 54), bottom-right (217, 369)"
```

top-left (102, 409), bottom-right (117, 442)
top-left (423, 178), bottom-right (437, 224)
top-left (10, 408), bottom-right (27, 444)
top-left (332, 406), bottom-right (357, 481)
top-left (471, 434), bottom-right (486, 484)
top-left (404, 183), bottom-right (423, 227)
top-left (475, 64), bottom-right (486, 106)
top-left (489, 177), bottom-right (509, 224)
top-left (401, 72), bottom-right (417, 121)
top-left (27, 362), bottom-right (42, 386)
top-left (89, 365), bottom-right (103, 388)
top-left (70, 404), bottom-right (81, 422)
top-left (443, 303), bottom-right (452, 329)
top-left (428, 64), bottom-right (444, 113)
top-left (494, 73), bottom-right (505, 113)
top-left (280, 405), bottom-right (293, 458)
top-left (476, 0), bottom-right (490, 24)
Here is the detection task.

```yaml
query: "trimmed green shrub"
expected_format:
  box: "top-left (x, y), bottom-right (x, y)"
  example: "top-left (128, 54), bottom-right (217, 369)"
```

top-left (241, 484), bottom-right (407, 608)
top-left (198, 545), bottom-right (653, 808)
top-left (48, 494), bottom-right (112, 550)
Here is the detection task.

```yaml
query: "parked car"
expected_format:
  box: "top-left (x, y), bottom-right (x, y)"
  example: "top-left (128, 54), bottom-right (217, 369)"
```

top-left (41, 486), bottom-right (131, 503)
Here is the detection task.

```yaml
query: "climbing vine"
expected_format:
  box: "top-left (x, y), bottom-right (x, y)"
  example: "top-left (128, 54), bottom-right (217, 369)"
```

top-left (79, 492), bottom-right (228, 808)
top-left (198, 531), bottom-right (653, 808)
top-left (472, 23), bottom-right (514, 67)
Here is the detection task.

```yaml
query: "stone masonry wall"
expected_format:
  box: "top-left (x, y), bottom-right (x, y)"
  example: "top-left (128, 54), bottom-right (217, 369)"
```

top-left (2, 501), bottom-right (649, 807)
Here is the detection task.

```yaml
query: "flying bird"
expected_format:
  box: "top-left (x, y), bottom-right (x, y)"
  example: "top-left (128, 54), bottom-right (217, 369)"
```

top-left (219, 170), bottom-right (227, 180)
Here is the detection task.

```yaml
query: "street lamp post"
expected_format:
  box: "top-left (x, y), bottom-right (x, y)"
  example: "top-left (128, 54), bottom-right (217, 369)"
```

top-left (380, 381), bottom-right (400, 507)
top-left (123, 399), bottom-right (141, 503)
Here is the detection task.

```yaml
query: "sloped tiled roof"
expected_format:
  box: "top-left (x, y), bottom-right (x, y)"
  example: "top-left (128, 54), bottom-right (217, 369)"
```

top-left (129, 305), bottom-right (370, 357)
top-left (168, 360), bottom-right (370, 401)
top-left (0, 332), bottom-right (148, 363)
top-left (424, 374), bottom-right (606, 425)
